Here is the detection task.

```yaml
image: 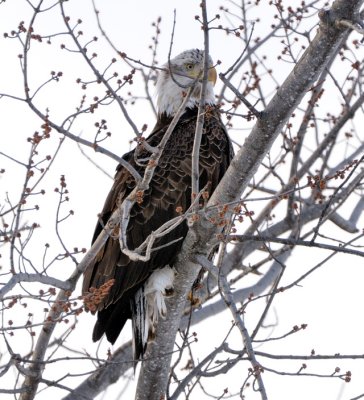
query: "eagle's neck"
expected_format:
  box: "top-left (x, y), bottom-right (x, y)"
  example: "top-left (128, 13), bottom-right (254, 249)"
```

top-left (156, 71), bottom-right (216, 117)
top-left (152, 107), bottom-right (198, 133)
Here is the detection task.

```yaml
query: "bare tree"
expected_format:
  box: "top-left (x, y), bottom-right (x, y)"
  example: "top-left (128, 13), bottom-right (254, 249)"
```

top-left (1, 0), bottom-right (364, 399)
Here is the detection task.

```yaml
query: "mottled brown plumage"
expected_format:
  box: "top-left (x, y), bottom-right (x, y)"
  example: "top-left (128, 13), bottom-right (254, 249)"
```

top-left (83, 106), bottom-right (232, 353)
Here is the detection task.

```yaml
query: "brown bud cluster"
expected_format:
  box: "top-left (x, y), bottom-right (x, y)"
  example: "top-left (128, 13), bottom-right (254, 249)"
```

top-left (136, 190), bottom-right (144, 205)
top-left (83, 279), bottom-right (115, 313)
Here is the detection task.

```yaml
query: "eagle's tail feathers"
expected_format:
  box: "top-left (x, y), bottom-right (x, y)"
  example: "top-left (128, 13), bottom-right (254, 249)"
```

top-left (93, 302), bottom-right (129, 344)
top-left (131, 287), bottom-right (148, 361)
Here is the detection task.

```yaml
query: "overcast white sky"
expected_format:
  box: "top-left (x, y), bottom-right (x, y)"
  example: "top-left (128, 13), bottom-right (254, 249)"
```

top-left (1, 1), bottom-right (364, 399)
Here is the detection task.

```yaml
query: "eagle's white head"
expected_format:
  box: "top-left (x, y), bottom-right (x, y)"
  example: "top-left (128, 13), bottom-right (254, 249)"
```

top-left (156, 49), bottom-right (217, 116)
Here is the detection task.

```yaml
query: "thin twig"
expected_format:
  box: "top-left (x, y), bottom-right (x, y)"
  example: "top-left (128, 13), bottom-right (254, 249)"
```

top-left (218, 267), bottom-right (267, 400)
top-left (219, 73), bottom-right (262, 119)
top-left (227, 233), bottom-right (364, 257)
top-left (191, 0), bottom-right (209, 214)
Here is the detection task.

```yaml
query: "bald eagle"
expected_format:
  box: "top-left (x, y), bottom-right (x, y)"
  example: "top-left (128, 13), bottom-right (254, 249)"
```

top-left (83, 49), bottom-right (233, 360)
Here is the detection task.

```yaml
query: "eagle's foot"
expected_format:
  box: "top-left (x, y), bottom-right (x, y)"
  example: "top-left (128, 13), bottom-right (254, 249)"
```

top-left (164, 287), bottom-right (174, 297)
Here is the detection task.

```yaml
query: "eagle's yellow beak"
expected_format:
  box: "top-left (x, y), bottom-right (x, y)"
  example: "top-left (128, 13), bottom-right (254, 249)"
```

top-left (188, 66), bottom-right (217, 86)
top-left (208, 66), bottom-right (217, 86)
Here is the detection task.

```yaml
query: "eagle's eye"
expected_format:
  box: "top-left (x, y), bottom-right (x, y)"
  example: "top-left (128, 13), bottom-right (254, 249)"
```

top-left (185, 63), bottom-right (194, 71)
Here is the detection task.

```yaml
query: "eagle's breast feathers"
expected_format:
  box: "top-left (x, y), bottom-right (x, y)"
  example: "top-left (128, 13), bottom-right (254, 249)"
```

top-left (82, 49), bottom-right (233, 360)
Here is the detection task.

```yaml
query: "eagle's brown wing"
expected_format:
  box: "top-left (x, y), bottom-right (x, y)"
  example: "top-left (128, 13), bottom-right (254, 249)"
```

top-left (82, 106), bottom-right (233, 346)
